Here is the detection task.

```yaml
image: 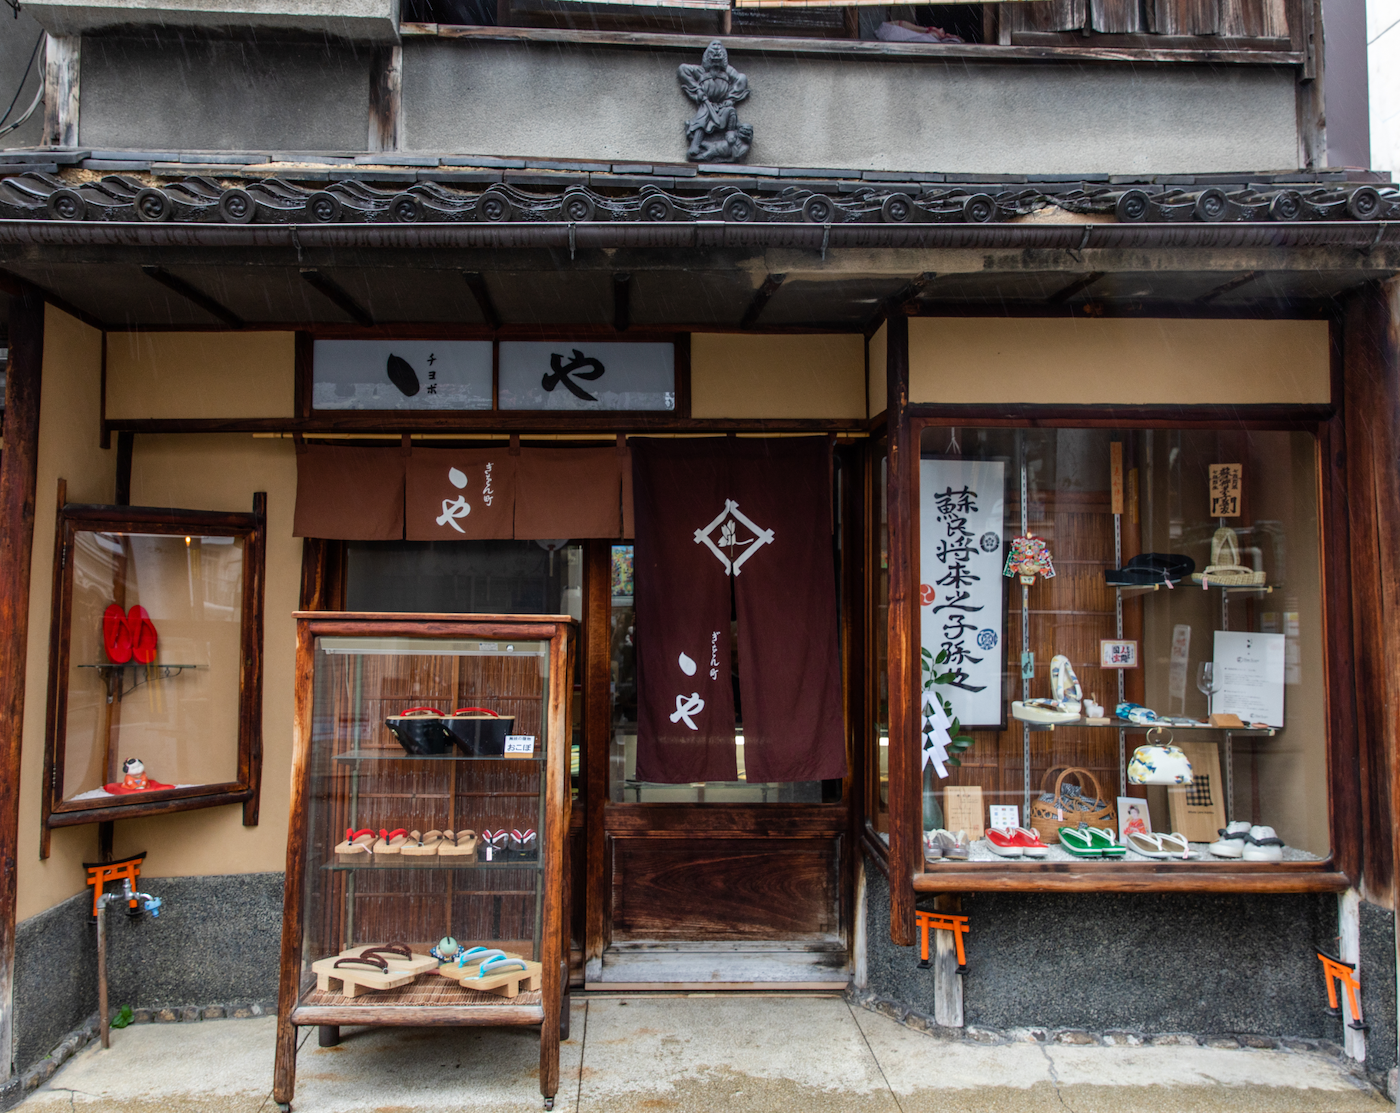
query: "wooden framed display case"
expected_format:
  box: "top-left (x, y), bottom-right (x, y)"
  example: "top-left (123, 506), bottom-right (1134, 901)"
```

top-left (40, 492), bottom-right (267, 853)
top-left (273, 612), bottom-right (576, 1112)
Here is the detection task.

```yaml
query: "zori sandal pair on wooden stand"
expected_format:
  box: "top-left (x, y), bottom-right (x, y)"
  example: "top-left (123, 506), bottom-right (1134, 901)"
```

top-left (311, 942), bottom-right (438, 997)
top-left (1012, 655), bottom-right (1084, 725)
top-left (332, 828), bottom-right (480, 863)
top-left (480, 829), bottom-right (538, 862)
top-left (436, 946), bottom-right (543, 998)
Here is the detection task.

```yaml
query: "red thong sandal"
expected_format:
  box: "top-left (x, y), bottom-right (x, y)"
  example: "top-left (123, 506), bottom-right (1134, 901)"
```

top-left (103, 604), bottom-right (133, 664)
top-left (127, 605), bottom-right (158, 665)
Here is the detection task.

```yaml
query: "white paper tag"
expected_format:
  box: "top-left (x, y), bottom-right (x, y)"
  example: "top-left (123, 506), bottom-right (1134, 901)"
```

top-left (988, 805), bottom-right (1019, 830)
top-left (504, 735), bottom-right (536, 755)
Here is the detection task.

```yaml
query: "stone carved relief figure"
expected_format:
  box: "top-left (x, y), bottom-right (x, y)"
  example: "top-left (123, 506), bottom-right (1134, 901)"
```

top-left (678, 41), bottom-right (753, 163)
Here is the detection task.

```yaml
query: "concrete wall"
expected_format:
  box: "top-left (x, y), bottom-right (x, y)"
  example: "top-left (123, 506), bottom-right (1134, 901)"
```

top-left (0, 10), bottom-right (47, 151)
top-left (11, 873), bottom-right (283, 1081)
top-left (861, 857), bottom-right (1357, 1042)
top-left (403, 39), bottom-right (1302, 174)
top-left (78, 33), bottom-right (371, 152)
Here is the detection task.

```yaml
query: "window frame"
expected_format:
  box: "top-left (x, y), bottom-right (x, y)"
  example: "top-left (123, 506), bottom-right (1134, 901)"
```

top-left (891, 408), bottom-right (1353, 895)
top-left (39, 497), bottom-right (266, 855)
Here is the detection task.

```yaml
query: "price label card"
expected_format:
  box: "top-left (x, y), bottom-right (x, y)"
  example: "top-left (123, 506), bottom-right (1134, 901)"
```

top-left (988, 804), bottom-right (1019, 830)
top-left (504, 735), bottom-right (536, 756)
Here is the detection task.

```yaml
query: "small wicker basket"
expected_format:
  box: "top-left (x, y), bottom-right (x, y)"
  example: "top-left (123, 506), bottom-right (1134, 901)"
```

top-left (1027, 767), bottom-right (1117, 844)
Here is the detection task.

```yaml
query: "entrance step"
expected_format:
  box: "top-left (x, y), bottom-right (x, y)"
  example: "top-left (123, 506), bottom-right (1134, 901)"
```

top-left (586, 937), bottom-right (850, 991)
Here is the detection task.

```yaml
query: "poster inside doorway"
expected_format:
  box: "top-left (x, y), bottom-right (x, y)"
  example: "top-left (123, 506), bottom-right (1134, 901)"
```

top-left (919, 458), bottom-right (1006, 729)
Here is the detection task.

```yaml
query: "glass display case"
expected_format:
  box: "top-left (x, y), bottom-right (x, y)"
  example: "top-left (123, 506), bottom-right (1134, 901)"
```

top-left (904, 425), bottom-right (1330, 873)
top-left (41, 496), bottom-right (266, 851)
top-left (274, 612), bottom-right (575, 1112)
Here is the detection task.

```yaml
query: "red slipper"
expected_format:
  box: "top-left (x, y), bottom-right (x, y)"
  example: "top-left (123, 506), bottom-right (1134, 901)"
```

top-left (128, 605), bottom-right (158, 664)
top-left (103, 604), bottom-right (133, 664)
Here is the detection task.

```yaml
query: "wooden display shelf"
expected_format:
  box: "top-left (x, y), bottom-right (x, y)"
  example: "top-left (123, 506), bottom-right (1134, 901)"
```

top-left (334, 749), bottom-right (546, 763)
top-left (913, 861), bottom-right (1349, 893)
top-left (275, 613), bottom-right (575, 1112)
top-left (293, 976), bottom-right (544, 1027)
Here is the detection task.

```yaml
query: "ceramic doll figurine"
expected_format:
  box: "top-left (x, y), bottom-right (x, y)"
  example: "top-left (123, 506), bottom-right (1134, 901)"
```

top-left (430, 937), bottom-right (463, 965)
top-left (104, 758), bottom-right (174, 795)
top-left (122, 758), bottom-right (149, 791)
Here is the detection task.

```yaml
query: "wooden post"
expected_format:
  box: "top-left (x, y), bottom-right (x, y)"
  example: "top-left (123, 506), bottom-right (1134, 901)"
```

top-left (582, 541), bottom-right (612, 977)
top-left (0, 289), bottom-right (44, 1080)
top-left (367, 46), bottom-right (403, 154)
top-left (42, 35), bottom-right (79, 149)
top-left (1341, 281), bottom-right (1400, 909)
top-left (884, 314), bottom-right (917, 948)
top-left (272, 620), bottom-right (316, 1107)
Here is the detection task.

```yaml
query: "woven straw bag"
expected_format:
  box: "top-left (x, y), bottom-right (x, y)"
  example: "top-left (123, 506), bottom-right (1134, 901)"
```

top-left (1027, 767), bottom-right (1117, 844)
top-left (1190, 527), bottom-right (1266, 588)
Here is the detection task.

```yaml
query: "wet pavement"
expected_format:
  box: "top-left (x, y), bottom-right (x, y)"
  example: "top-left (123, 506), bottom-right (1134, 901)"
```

top-left (18, 993), bottom-right (1395, 1113)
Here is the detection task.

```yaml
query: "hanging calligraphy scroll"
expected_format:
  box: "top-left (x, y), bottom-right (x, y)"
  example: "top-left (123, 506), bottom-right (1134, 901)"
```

top-left (499, 341), bottom-right (675, 411)
top-left (919, 457), bottom-right (1007, 729)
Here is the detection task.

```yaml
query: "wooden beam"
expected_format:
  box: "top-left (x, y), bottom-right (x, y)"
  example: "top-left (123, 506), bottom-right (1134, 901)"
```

top-left (367, 45), bottom-right (403, 154)
top-left (740, 273), bottom-right (786, 329)
top-left (582, 540), bottom-right (612, 972)
top-left (300, 270), bottom-right (374, 328)
top-left (41, 34), bottom-right (79, 149)
top-left (613, 273), bottom-right (631, 333)
top-left (1342, 281), bottom-right (1400, 905)
top-left (1196, 270), bottom-right (1261, 304)
top-left (462, 272), bottom-right (502, 330)
top-left (0, 288), bottom-right (44, 1081)
top-left (883, 313), bottom-right (917, 949)
top-left (141, 267), bottom-right (245, 329)
top-left (114, 431), bottom-right (133, 507)
top-left (1045, 271), bottom-right (1105, 305)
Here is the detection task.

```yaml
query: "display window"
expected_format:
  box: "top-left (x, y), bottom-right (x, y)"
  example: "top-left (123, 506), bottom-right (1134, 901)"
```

top-left (41, 498), bottom-right (266, 845)
top-left (901, 425), bottom-right (1329, 869)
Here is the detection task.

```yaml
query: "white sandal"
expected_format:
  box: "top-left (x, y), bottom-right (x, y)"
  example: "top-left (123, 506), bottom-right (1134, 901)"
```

top-left (1126, 830), bottom-right (1196, 860)
top-left (1241, 825), bottom-right (1285, 862)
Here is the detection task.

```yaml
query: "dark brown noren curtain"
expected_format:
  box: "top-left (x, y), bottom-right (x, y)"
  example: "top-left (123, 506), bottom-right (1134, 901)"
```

top-left (632, 437), bottom-right (846, 784)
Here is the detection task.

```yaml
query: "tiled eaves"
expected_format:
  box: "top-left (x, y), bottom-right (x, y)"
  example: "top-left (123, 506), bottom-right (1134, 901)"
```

top-left (0, 150), bottom-right (1394, 226)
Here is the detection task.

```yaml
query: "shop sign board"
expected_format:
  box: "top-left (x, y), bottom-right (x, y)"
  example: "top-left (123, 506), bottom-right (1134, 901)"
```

top-left (498, 341), bottom-right (675, 411)
top-left (313, 340), bottom-right (493, 410)
top-left (919, 457), bottom-right (1006, 729)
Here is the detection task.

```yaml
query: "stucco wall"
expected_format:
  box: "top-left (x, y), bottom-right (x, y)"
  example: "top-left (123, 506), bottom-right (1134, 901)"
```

top-left (908, 318), bottom-right (1331, 406)
top-left (78, 33), bottom-right (371, 152)
top-left (403, 39), bottom-right (1301, 174)
top-left (16, 307), bottom-right (112, 924)
top-left (691, 333), bottom-right (866, 420)
top-left (114, 433), bottom-right (300, 880)
top-left (106, 332), bottom-right (296, 420)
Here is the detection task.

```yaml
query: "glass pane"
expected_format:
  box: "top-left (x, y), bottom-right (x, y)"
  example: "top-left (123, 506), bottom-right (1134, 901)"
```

top-left (873, 449), bottom-right (889, 840)
top-left (62, 531), bottom-right (244, 803)
top-left (915, 426), bottom-right (1327, 862)
top-left (344, 540), bottom-right (583, 801)
top-left (299, 634), bottom-right (550, 997)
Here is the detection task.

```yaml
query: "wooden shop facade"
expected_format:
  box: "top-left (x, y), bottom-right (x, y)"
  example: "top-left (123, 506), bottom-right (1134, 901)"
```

top-left (0, 173), bottom-right (1398, 1100)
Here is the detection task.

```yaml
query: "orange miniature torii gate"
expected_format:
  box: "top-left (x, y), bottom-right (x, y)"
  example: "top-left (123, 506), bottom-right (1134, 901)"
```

top-left (915, 910), bottom-right (969, 974)
top-left (1317, 951), bottom-right (1367, 1031)
top-left (84, 852), bottom-right (148, 916)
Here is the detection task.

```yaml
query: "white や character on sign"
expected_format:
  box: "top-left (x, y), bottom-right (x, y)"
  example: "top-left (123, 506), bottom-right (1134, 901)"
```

top-left (671, 651), bottom-right (705, 730)
top-left (437, 467), bottom-right (472, 532)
